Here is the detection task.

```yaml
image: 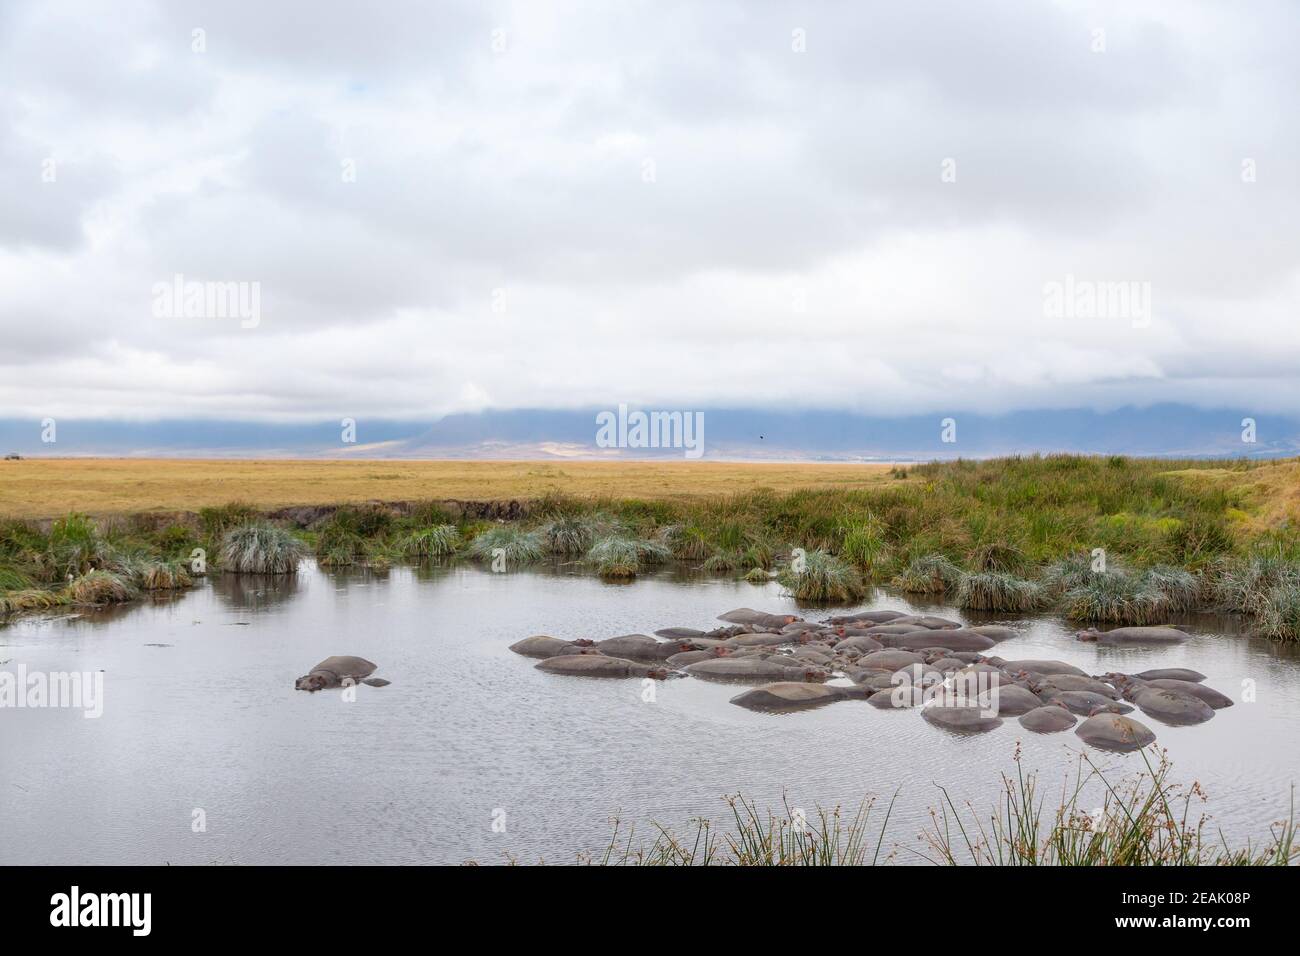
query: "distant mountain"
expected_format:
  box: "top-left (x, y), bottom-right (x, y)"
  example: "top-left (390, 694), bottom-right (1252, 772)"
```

top-left (0, 405), bottom-right (1294, 460)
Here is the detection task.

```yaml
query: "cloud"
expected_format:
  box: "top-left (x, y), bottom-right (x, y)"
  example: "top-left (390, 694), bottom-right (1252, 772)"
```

top-left (0, 0), bottom-right (1297, 423)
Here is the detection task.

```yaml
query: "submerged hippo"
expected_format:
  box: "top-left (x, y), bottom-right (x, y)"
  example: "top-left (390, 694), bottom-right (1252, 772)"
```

top-left (730, 682), bottom-right (868, 712)
top-left (1075, 712), bottom-right (1157, 753)
top-left (654, 627), bottom-right (706, 640)
top-left (833, 634), bottom-right (885, 655)
top-left (891, 615), bottom-right (962, 630)
top-left (868, 686), bottom-right (927, 709)
top-left (685, 657), bottom-right (828, 683)
top-left (536, 655), bottom-right (670, 679)
top-left (921, 703), bottom-right (1002, 733)
top-left (969, 625), bottom-right (1017, 642)
top-left (1107, 673), bottom-right (1231, 711)
top-left (295, 656), bottom-right (390, 691)
top-left (717, 608), bottom-right (800, 629)
top-left (857, 649), bottom-right (926, 672)
top-left (988, 658), bottom-right (1088, 677)
top-left (595, 634), bottom-right (692, 661)
top-left (1029, 674), bottom-right (1120, 699)
top-left (1043, 690), bottom-right (1133, 716)
top-left (1134, 667), bottom-right (1206, 683)
top-left (1076, 626), bottom-right (1190, 645)
top-left (1130, 687), bottom-right (1215, 726)
top-left (892, 629), bottom-right (995, 652)
top-left (509, 635), bottom-right (594, 658)
top-left (825, 609), bottom-right (906, 625)
top-left (980, 684), bottom-right (1044, 716)
top-left (1018, 705), bottom-right (1077, 733)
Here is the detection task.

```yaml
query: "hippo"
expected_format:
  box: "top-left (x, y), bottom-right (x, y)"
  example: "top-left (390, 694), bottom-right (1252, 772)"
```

top-left (853, 670), bottom-right (903, 691)
top-left (1129, 687), bottom-right (1215, 726)
top-left (969, 625), bottom-right (1017, 642)
top-left (1134, 667), bottom-right (1206, 683)
top-left (892, 629), bottom-right (996, 652)
top-left (730, 682), bottom-right (868, 712)
top-left (726, 632), bottom-right (794, 648)
top-left (536, 655), bottom-right (670, 679)
top-left (786, 646), bottom-right (834, 665)
top-left (1018, 705), bottom-right (1077, 733)
top-left (980, 684), bottom-right (1044, 716)
top-left (1075, 712), bottom-right (1157, 753)
top-left (1029, 674), bottom-right (1121, 699)
top-left (1042, 690), bottom-right (1133, 716)
top-left (295, 656), bottom-right (390, 691)
top-left (654, 627), bottom-right (706, 639)
top-left (929, 657), bottom-right (968, 673)
top-left (987, 658), bottom-right (1088, 677)
top-left (1076, 626), bottom-right (1190, 645)
top-left (595, 634), bottom-right (691, 661)
top-left (1106, 674), bottom-right (1231, 710)
top-left (891, 615), bottom-right (961, 629)
top-left (868, 687), bottom-right (927, 709)
top-left (781, 621), bottom-right (826, 634)
top-left (860, 624), bottom-right (929, 636)
top-left (825, 610), bottom-right (907, 625)
top-left (833, 635), bottom-right (885, 655)
top-left (717, 608), bottom-right (800, 629)
top-left (921, 704), bottom-right (1003, 733)
top-left (665, 650), bottom-right (718, 667)
top-left (509, 635), bottom-right (592, 659)
top-left (685, 658), bottom-right (828, 683)
top-left (858, 649), bottom-right (926, 672)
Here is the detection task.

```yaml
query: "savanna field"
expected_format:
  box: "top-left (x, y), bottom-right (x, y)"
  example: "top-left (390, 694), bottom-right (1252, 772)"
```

top-left (4, 454), bottom-right (1300, 637)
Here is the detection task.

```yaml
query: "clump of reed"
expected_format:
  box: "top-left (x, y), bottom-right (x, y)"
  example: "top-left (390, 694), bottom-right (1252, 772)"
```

top-left (744, 567), bottom-right (773, 584)
top-left (955, 571), bottom-right (1043, 612)
top-left (467, 525), bottom-right (545, 566)
top-left (1040, 552), bottom-right (1102, 595)
top-left (1060, 569), bottom-right (1167, 624)
top-left (1140, 564), bottom-right (1200, 613)
top-left (140, 560), bottom-right (194, 590)
top-left (586, 535), bottom-right (671, 580)
top-left (1257, 582), bottom-right (1300, 642)
top-left (539, 513), bottom-right (621, 556)
top-left (1209, 552), bottom-right (1300, 615)
top-left (778, 549), bottom-right (866, 603)
top-left (218, 523), bottom-right (304, 575)
top-left (44, 513), bottom-right (105, 578)
top-left (658, 524), bottom-right (713, 561)
top-left (404, 524), bottom-right (460, 559)
top-left (67, 569), bottom-right (138, 606)
top-left (892, 554), bottom-right (962, 594)
top-left (838, 516), bottom-right (888, 574)
top-left (0, 587), bottom-right (68, 616)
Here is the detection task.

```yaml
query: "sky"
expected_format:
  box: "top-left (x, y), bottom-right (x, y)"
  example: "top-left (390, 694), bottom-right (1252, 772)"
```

top-left (1, 0), bottom-right (1298, 427)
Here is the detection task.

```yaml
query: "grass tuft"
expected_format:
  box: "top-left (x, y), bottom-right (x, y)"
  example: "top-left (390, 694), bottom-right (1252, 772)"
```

top-left (218, 523), bottom-right (304, 575)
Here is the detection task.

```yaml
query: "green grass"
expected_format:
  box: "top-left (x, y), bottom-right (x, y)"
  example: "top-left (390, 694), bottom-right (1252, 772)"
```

top-left (218, 523), bottom-right (304, 574)
top-left (586, 534), bottom-right (671, 580)
top-left (467, 526), bottom-right (545, 566)
top-left (404, 524), bottom-right (460, 559)
top-left (956, 571), bottom-right (1043, 612)
top-left (1257, 582), bottom-right (1300, 642)
top-left (892, 554), bottom-right (962, 594)
top-left (777, 549), bottom-right (866, 603)
top-left (1061, 569), bottom-right (1167, 624)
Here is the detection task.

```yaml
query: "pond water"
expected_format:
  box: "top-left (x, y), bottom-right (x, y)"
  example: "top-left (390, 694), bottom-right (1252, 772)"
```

top-left (2, 562), bottom-right (1297, 864)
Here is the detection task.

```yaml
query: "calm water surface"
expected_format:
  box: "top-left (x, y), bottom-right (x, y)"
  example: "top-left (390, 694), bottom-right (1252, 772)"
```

top-left (2, 563), bottom-right (1297, 864)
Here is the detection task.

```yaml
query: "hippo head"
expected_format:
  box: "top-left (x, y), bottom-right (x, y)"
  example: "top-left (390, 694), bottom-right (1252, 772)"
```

top-left (646, 667), bottom-right (670, 681)
top-left (295, 673), bottom-right (328, 692)
top-left (573, 638), bottom-right (595, 647)
top-left (803, 668), bottom-right (828, 683)
top-left (711, 647), bottom-right (732, 657)
top-left (1075, 628), bottom-right (1101, 642)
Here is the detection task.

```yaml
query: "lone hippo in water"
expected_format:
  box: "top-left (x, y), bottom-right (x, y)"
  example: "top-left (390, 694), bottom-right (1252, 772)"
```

top-left (1076, 626), bottom-right (1190, 645)
top-left (295, 656), bottom-right (390, 691)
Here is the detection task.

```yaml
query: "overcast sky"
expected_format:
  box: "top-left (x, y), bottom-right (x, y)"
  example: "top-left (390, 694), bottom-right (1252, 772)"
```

top-left (1, 0), bottom-right (1297, 424)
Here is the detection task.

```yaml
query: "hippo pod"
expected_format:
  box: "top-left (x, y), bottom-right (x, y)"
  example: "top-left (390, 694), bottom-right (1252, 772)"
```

top-left (536, 655), bottom-right (671, 679)
top-left (730, 682), bottom-right (868, 713)
top-left (1076, 626), bottom-right (1191, 645)
top-left (295, 656), bottom-right (390, 691)
top-left (685, 657), bottom-right (828, 683)
top-left (1075, 713), bottom-right (1157, 753)
top-left (717, 607), bottom-right (801, 629)
top-left (1018, 705), bottom-right (1077, 733)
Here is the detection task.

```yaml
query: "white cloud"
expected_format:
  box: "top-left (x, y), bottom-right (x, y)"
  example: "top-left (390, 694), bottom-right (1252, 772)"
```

top-left (0, 0), bottom-right (1297, 422)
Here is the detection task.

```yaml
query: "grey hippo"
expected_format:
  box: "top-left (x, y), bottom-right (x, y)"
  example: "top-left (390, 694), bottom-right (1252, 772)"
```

top-left (509, 635), bottom-right (596, 658)
top-left (1075, 712), bottom-right (1157, 753)
top-left (825, 609), bottom-right (907, 625)
top-left (536, 655), bottom-right (670, 679)
top-left (1018, 705), bottom-right (1077, 733)
top-left (890, 629), bottom-right (996, 652)
top-left (1106, 673), bottom-right (1232, 709)
top-left (685, 657), bottom-right (828, 683)
top-left (717, 608), bottom-right (800, 629)
top-left (730, 682), bottom-right (869, 712)
top-left (1134, 667), bottom-right (1206, 683)
top-left (1076, 626), bottom-right (1190, 645)
top-left (921, 703), bottom-right (1003, 733)
top-left (295, 656), bottom-right (391, 691)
